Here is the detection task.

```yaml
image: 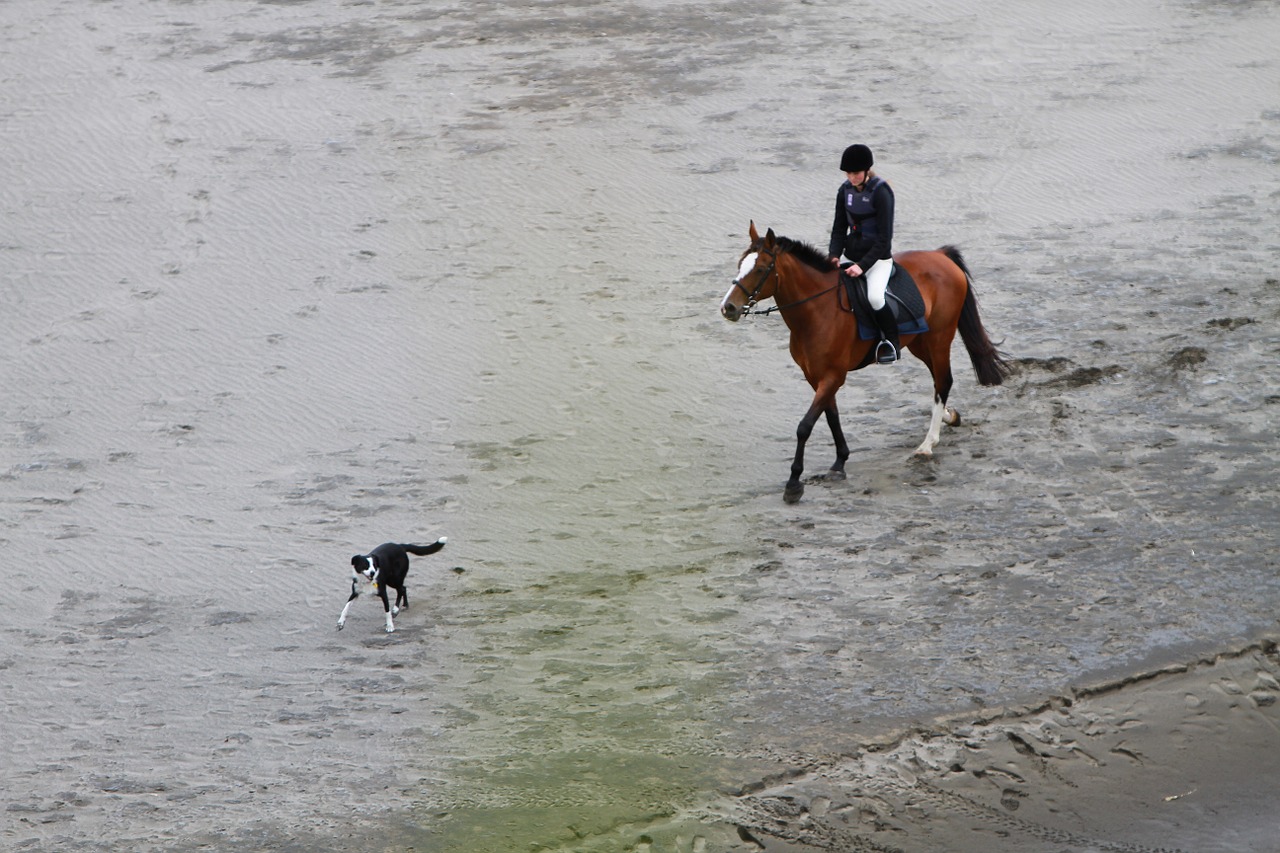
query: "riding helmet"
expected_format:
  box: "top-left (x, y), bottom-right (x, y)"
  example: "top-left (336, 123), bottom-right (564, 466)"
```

top-left (840, 143), bottom-right (874, 172)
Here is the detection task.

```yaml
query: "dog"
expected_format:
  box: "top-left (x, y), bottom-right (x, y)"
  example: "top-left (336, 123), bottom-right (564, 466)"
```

top-left (337, 538), bottom-right (446, 633)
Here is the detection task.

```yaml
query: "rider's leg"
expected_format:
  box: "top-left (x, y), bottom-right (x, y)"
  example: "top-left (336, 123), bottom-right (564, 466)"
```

top-left (865, 258), bottom-right (893, 311)
top-left (865, 258), bottom-right (899, 364)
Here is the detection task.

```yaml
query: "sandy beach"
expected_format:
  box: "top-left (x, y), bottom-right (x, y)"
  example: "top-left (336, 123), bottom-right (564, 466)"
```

top-left (3, 0), bottom-right (1278, 850)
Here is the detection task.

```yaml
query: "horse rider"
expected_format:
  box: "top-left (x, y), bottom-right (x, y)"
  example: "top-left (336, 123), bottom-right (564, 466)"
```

top-left (828, 143), bottom-right (899, 364)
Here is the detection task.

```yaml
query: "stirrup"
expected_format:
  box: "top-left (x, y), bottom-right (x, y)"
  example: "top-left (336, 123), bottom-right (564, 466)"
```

top-left (875, 339), bottom-right (898, 365)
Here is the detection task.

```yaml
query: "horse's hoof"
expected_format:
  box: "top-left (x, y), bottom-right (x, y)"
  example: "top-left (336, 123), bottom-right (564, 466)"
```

top-left (912, 449), bottom-right (934, 460)
top-left (783, 484), bottom-right (804, 503)
top-left (826, 469), bottom-right (847, 482)
top-left (945, 407), bottom-right (961, 427)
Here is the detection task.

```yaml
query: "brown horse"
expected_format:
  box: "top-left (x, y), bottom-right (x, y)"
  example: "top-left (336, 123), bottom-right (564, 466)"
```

top-left (720, 222), bottom-right (1009, 503)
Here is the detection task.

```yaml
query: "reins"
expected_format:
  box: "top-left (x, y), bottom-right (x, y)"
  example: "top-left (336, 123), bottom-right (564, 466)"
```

top-left (742, 281), bottom-right (842, 317)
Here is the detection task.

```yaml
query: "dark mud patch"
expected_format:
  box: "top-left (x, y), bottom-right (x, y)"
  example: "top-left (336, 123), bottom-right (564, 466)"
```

top-left (1039, 364), bottom-right (1125, 389)
top-left (1167, 346), bottom-right (1208, 371)
top-left (95, 603), bottom-right (166, 640)
top-left (1008, 357), bottom-right (1125, 391)
top-left (1206, 317), bottom-right (1255, 331)
top-left (91, 776), bottom-right (176, 795)
top-left (205, 610), bottom-right (254, 626)
top-left (1006, 355), bottom-right (1076, 376)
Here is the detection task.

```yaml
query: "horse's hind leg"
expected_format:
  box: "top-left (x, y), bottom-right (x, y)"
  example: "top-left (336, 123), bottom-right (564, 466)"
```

top-left (911, 340), bottom-right (956, 458)
top-left (915, 396), bottom-right (946, 458)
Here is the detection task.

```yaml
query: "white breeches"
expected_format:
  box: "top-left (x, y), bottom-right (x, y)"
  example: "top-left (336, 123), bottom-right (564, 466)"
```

top-left (865, 257), bottom-right (894, 310)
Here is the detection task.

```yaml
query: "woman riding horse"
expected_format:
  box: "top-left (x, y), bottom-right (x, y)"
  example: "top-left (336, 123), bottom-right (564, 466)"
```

top-left (829, 143), bottom-right (899, 365)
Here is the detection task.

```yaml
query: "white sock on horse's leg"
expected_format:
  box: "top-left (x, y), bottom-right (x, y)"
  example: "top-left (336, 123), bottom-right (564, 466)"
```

top-left (914, 396), bottom-right (945, 457)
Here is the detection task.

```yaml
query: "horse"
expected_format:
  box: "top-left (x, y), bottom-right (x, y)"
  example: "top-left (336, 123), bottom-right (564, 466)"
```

top-left (720, 222), bottom-right (1009, 503)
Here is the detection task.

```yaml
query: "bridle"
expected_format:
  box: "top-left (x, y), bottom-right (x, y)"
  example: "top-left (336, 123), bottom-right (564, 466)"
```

top-left (730, 243), bottom-right (779, 313)
top-left (731, 243), bottom-right (841, 317)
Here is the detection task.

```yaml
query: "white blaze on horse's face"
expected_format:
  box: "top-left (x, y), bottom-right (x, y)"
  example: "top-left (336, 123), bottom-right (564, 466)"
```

top-left (721, 251), bottom-right (759, 322)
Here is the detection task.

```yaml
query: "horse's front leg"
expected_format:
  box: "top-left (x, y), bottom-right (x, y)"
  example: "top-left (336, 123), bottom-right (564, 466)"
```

top-left (823, 402), bottom-right (850, 481)
top-left (785, 402), bottom-right (822, 503)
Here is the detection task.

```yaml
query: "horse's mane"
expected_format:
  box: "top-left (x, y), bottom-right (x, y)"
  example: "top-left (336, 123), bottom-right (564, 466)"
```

top-left (776, 237), bottom-right (837, 273)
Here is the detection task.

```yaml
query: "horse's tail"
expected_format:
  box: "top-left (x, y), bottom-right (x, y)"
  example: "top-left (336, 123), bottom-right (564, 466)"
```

top-left (943, 246), bottom-right (1010, 387)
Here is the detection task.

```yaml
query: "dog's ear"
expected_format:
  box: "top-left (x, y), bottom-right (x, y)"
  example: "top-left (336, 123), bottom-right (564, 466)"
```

top-left (351, 555), bottom-right (364, 569)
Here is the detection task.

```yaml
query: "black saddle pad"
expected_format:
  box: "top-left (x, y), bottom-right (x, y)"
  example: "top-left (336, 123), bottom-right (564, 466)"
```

top-left (842, 263), bottom-right (929, 340)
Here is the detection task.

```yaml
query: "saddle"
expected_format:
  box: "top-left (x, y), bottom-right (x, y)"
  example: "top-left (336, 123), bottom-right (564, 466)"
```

top-left (841, 263), bottom-right (929, 340)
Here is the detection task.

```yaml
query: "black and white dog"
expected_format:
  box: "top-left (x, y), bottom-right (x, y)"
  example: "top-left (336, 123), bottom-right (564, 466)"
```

top-left (337, 538), bottom-right (446, 633)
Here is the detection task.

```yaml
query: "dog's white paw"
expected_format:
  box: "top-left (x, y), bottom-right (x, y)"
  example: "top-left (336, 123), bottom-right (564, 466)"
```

top-left (336, 620), bottom-right (345, 631)
top-left (385, 624), bottom-right (396, 633)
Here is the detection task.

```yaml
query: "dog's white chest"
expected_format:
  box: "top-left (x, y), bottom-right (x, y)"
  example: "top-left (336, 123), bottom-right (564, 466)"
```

top-left (350, 569), bottom-right (380, 597)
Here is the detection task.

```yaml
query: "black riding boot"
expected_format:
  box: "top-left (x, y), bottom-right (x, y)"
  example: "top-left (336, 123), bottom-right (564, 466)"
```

top-left (872, 305), bottom-right (900, 364)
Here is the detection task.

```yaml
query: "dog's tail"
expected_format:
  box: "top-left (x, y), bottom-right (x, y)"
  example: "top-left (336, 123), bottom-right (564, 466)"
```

top-left (402, 537), bottom-right (447, 556)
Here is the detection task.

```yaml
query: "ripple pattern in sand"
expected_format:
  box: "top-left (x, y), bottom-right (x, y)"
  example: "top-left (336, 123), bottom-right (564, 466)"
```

top-left (3, 1), bottom-right (1279, 851)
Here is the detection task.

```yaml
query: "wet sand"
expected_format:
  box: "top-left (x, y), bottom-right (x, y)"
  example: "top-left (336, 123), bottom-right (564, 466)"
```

top-left (2, 0), bottom-right (1279, 851)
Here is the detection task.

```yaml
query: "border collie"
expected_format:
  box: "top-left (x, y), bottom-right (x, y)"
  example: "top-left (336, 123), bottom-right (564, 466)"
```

top-left (337, 538), bottom-right (446, 633)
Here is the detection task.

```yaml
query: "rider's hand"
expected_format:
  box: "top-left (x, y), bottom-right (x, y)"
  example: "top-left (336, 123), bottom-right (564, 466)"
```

top-left (846, 263), bottom-right (863, 277)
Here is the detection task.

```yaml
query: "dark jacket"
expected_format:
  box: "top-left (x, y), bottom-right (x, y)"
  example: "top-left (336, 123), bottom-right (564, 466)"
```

top-left (828, 175), bottom-right (894, 271)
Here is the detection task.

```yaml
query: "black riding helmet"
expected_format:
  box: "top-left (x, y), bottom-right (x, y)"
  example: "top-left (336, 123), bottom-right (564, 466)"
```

top-left (840, 143), bottom-right (874, 172)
